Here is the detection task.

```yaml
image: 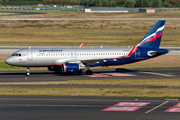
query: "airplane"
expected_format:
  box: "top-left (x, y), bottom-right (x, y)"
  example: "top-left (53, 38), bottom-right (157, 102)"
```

top-left (5, 20), bottom-right (168, 76)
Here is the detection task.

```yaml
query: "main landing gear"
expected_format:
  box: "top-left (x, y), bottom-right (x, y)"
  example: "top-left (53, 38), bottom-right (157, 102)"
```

top-left (86, 66), bottom-right (92, 75)
top-left (86, 70), bottom-right (92, 75)
top-left (27, 67), bottom-right (31, 76)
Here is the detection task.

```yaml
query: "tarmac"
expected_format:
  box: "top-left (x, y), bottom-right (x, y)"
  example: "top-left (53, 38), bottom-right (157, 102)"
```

top-left (1, 96), bottom-right (180, 120)
top-left (0, 62), bottom-right (180, 120)
top-left (0, 68), bottom-right (179, 83)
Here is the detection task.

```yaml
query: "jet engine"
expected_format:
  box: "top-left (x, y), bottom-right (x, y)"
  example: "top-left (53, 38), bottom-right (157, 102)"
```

top-left (62, 63), bottom-right (85, 74)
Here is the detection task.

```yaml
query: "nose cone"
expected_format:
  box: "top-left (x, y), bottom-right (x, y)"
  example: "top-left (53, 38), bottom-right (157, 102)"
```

top-left (5, 57), bottom-right (14, 65)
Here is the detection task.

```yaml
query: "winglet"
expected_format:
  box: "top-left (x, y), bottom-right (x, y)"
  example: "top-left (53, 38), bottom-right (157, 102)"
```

top-left (127, 46), bottom-right (135, 57)
top-left (79, 43), bottom-right (84, 48)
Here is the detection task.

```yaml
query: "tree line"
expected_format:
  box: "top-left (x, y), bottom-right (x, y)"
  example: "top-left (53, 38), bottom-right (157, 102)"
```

top-left (1, 0), bottom-right (77, 5)
top-left (1, 0), bottom-right (180, 7)
top-left (80, 0), bottom-right (180, 7)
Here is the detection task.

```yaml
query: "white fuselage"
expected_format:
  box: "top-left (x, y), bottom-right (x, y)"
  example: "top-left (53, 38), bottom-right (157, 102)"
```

top-left (5, 47), bottom-right (132, 67)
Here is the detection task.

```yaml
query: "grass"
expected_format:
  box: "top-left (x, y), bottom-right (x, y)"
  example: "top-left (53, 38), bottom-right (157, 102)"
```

top-left (0, 21), bottom-right (180, 46)
top-left (0, 9), bottom-right (83, 14)
top-left (1, 87), bottom-right (180, 98)
top-left (0, 20), bottom-right (179, 46)
top-left (0, 13), bottom-right (20, 16)
top-left (0, 62), bottom-right (47, 71)
top-left (1, 78), bottom-right (180, 87)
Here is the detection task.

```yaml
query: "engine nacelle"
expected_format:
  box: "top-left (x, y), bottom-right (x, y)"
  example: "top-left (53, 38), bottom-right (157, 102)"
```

top-left (47, 66), bottom-right (62, 71)
top-left (62, 63), bottom-right (85, 73)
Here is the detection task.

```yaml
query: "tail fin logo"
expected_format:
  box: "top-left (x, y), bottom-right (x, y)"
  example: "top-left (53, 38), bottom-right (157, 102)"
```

top-left (131, 21), bottom-right (165, 55)
top-left (137, 25), bottom-right (164, 47)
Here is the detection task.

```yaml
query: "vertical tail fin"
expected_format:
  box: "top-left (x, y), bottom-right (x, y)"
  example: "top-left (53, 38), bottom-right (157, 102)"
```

top-left (137, 20), bottom-right (165, 49)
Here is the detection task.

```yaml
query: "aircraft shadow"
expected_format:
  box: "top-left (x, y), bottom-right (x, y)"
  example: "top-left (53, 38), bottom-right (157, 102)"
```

top-left (0, 68), bottom-right (141, 76)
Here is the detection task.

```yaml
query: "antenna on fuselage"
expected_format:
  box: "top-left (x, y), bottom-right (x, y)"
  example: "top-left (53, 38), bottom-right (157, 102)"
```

top-left (29, 46), bottom-right (31, 49)
top-left (101, 45), bottom-right (103, 48)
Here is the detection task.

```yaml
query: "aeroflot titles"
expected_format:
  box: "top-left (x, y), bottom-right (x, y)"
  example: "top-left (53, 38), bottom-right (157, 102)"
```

top-left (39, 49), bottom-right (63, 52)
top-left (38, 49), bottom-right (130, 52)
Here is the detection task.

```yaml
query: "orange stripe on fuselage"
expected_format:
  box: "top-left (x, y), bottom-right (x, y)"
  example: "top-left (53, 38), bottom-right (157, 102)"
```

top-left (64, 63), bottom-right (67, 73)
top-left (56, 64), bottom-right (62, 66)
top-left (116, 55), bottom-right (126, 58)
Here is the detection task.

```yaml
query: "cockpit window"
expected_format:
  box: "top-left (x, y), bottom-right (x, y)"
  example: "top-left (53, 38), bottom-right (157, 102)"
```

top-left (12, 53), bottom-right (21, 57)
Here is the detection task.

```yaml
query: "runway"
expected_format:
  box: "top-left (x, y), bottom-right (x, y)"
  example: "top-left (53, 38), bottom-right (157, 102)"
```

top-left (1, 68), bottom-right (180, 120)
top-left (0, 68), bottom-right (179, 83)
top-left (1, 18), bottom-right (180, 20)
top-left (1, 96), bottom-right (180, 120)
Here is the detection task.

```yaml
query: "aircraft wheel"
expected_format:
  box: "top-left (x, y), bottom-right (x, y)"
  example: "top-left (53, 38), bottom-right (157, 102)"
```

top-left (27, 72), bottom-right (30, 76)
top-left (86, 70), bottom-right (92, 75)
top-left (27, 67), bottom-right (30, 76)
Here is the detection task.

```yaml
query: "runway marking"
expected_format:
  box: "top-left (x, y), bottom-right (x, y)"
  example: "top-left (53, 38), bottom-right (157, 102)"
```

top-left (83, 73), bottom-right (112, 77)
top-left (145, 101), bottom-right (168, 114)
top-left (101, 106), bottom-right (141, 111)
top-left (103, 73), bottom-right (137, 77)
top-left (113, 102), bottom-right (150, 107)
top-left (83, 72), bottom-right (137, 77)
top-left (102, 102), bottom-right (150, 112)
top-left (140, 71), bottom-right (176, 77)
top-left (165, 103), bottom-right (180, 112)
top-left (173, 103), bottom-right (180, 107)
top-left (165, 107), bottom-right (180, 112)
top-left (165, 99), bottom-right (179, 101)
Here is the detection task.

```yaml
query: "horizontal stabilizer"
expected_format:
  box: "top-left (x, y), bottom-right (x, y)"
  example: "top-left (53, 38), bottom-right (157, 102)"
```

top-left (148, 49), bottom-right (168, 56)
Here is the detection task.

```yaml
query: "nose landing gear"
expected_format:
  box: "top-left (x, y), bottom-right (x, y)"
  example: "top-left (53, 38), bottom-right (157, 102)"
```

top-left (27, 67), bottom-right (31, 76)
